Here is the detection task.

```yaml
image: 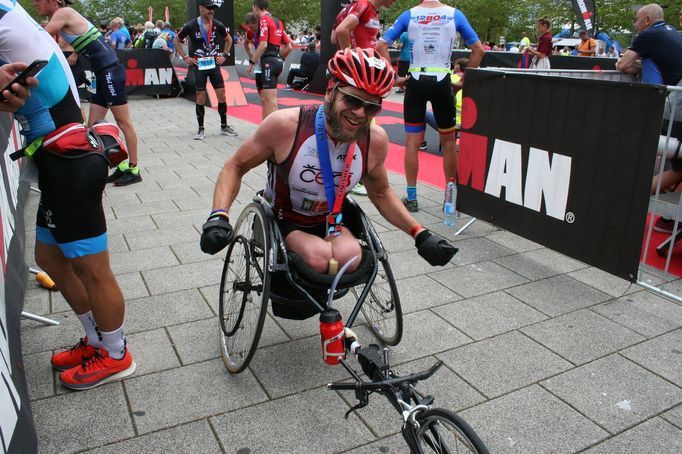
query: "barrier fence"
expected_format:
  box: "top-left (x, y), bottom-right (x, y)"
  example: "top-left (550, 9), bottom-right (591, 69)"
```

top-left (0, 112), bottom-right (36, 453)
top-left (458, 68), bottom-right (666, 283)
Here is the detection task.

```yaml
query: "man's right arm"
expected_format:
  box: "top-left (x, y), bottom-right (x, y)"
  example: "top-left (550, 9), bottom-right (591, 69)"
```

top-left (335, 14), bottom-right (359, 49)
top-left (616, 49), bottom-right (641, 74)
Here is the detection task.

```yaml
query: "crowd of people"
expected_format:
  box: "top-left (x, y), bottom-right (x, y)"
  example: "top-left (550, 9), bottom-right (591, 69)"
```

top-left (5, 0), bottom-right (681, 395)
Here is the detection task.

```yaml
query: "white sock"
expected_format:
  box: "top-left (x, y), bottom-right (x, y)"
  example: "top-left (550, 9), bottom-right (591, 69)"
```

top-left (76, 311), bottom-right (102, 348)
top-left (100, 325), bottom-right (126, 360)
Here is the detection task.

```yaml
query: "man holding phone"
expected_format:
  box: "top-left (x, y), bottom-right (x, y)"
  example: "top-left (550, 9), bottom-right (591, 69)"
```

top-left (1, 0), bottom-right (136, 390)
top-left (0, 62), bottom-right (38, 111)
top-left (35, 0), bottom-right (142, 186)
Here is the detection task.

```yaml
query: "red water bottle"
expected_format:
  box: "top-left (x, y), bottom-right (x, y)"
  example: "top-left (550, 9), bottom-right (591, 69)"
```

top-left (319, 308), bottom-right (345, 365)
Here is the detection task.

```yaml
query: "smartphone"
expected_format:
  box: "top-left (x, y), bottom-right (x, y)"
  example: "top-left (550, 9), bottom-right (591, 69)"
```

top-left (0, 59), bottom-right (48, 101)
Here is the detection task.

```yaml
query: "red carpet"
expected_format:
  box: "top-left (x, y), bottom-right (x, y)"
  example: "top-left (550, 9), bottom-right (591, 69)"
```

top-left (641, 214), bottom-right (682, 277)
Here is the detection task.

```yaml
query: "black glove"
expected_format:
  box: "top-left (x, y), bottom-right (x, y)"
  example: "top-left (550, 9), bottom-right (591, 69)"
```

top-left (200, 214), bottom-right (233, 255)
top-left (415, 229), bottom-right (458, 266)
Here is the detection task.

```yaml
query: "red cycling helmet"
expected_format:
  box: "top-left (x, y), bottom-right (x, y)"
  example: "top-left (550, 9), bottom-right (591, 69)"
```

top-left (327, 48), bottom-right (395, 98)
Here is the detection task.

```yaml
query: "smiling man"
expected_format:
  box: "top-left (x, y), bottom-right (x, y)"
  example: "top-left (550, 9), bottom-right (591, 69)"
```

top-left (200, 48), bottom-right (457, 273)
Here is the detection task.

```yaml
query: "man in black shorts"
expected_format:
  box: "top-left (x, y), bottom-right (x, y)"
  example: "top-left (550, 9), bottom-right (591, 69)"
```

top-left (248, 0), bottom-right (292, 120)
top-left (174, 0), bottom-right (237, 140)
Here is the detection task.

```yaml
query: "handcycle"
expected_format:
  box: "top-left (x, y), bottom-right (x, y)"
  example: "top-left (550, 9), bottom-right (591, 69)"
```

top-left (217, 193), bottom-right (488, 453)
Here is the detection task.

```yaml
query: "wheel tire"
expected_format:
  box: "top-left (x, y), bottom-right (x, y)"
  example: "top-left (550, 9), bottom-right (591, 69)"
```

top-left (219, 204), bottom-right (270, 374)
top-left (355, 257), bottom-right (403, 346)
top-left (410, 407), bottom-right (489, 454)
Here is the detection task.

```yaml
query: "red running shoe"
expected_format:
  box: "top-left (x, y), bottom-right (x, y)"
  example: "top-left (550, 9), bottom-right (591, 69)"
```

top-left (51, 338), bottom-right (98, 371)
top-left (59, 348), bottom-right (136, 391)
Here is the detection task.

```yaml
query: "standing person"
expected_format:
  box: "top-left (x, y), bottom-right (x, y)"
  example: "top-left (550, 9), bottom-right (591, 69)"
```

top-left (37, 0), bottom-right (142, 186)
top-left (248, 0), bottom-right (293, 120)
top-left (395, 31), bottom-right (410, 94)
top-left (242, 12), bottom-right (263, 99)
top-left (518, 31), bottom-right (531, 52)
top-left (332, 0), bottom-right (396, 50)
top-left (162, 21), bottom-right (176, 54)
top-left (577, 30), bottom-right (596, 56)
top-left (109, 18), bottom-right (128, 50)
top-left (174, 0), bottom-right (238, 139)
top-left (6, 0), bottom-right (135, 389)
top-left (377, 0), bottom-right (484, 212)
top-left (528, 17), bottom-right (552, 69)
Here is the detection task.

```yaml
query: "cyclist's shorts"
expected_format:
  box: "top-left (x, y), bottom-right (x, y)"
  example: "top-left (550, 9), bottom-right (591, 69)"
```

top-left (404, 75), bottom-right (456, 135)
top-left (91, 63), bottom-right (128, 107)
top-left (260, 56), bottom-right (283, 90)
top-left (276, 218), bottom-right (327, 239)
top-left (34, 151), bottom-right (108, 259)
top-left (194, 66), bottom-right (225, 91)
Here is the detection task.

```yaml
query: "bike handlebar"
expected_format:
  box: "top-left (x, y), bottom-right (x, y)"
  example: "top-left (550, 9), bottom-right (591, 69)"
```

top-left (328, 360), bottom-right (444, 392)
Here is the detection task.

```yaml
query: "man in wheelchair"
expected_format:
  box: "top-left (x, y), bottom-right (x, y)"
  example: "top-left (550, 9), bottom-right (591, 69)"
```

top-left (200, 48), bottom-right (457, 272)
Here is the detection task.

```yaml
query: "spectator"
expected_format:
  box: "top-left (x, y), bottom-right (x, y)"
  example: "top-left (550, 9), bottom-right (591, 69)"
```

top-left (7, 0), bottom-right (136, 390)
top-left (606, 46), bottom-right (618, 58)
top-left (152, 32), bottom-right (172, 52)
top-left (332, 0), bottom-right (396, 50)
top-left (528, 17), bottom-right (552, 69)
top-left (482, 41), bottom-right (491, 50)
top-left (377, 0), bottom-right (484, 212)
top-left (560, 46), bottom-right (571, 56)
top-left (395, 30), bottom-right (410, 94)
top-left (285, 42), bottom-right (319, 89)
top-left (577, 30), bottom-right (596, 56)
top-left (162, 21), bottom-right (176, 53)
top-left (596, 47), bottom-right (605, 57)
top-left (114, 17), bottom-right (132, 46)
top-left (617, 3), bottom-right (682, 232)
top-left (109, 19), bottom-right (128, 49)
top-left (519, 31), bottom-right (531, 52)
top-left (174, 0), bottom-right (238, 139)
top-left (142, 21), bottom-right (159, 48)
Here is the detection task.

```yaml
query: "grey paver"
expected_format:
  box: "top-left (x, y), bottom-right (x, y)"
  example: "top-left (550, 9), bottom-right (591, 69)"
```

top-left (394, 274), bottom-right (462, 313)
top-left (104, 215), bottom-right (157, 236)
top-left (592, 291), bottom-right (682, 338)
top-left (448, 237), bottom-right (516, 266)
top-left (21, 312), bottom-right (82, 355)
top-left (31, 383), bottom-right (134, 453)
top-left (110, 199), bottom-right (179, 219)
top-left (521, 309), bottom-right (645, 365)
top-left (460, 385), bottom-right (608, 453)
top-left (433, 291), bottom-right (547, 340)
top-left (125, 328), bottom-right (181, 377)
top-left (438, 331), bottom-right (573, 398)
top-left (582, 418), bottom-right (682, 454)
top-left (486, 229), bottom-right (543, 253)
top-left (541, 354), bottom-right (682, 433)
top-left (210, 387), bottom-right (375, 454)
top-left (568, 266), bottom-right (636, 298)
top-left (494, 248), bottom-right (588, 280)
top-left (123, 289), bottom-right (214, 334)
top-left (171, 240), bottom-right (216, 264)
top-left (124, 225), bottom-right (200, 250)
top-left (382, 247), bottom-right (456, 281)
top-left (109, 245), bottom-right (179, 275)
top-left (342, 434), bottom-right (404, 454)
top-left (506, 274), bottom-right (612, 317)
top-left (663, 405), bottom-right (682, 429)
top-left (82, 419), bottom-right (222, 454)
top-left (125, 358), bottom-right (268, 434)
top-left (23, 351), bottom-right (54, 400)
top-left (622, 329), bottom-right (682, 387)
top-left (141, 259), bottom-right (224, 295)
top-left (22, 285), bottom-right (50, 316)
top-left (430, 261), bottom-right (529, 298)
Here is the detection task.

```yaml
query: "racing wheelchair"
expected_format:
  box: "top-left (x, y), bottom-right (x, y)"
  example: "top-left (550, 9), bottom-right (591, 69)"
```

top-left (217, 193), bottom-right (488, 453)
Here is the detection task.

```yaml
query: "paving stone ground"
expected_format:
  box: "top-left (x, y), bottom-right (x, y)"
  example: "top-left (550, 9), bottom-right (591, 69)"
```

top-left (21, 96), bottom-right (682, 453)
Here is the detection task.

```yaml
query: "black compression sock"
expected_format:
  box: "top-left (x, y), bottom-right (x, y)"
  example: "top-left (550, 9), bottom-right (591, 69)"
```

top-left (218, 102), bottom-right (227, 126)
top-left (196, 104), bottom-right (205, 128)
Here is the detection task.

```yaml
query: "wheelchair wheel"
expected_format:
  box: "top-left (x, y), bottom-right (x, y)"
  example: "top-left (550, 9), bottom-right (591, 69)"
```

top-left (219, 203), bottom-right (271, 374)
top-left (354, 257), bottom-right (403, 346)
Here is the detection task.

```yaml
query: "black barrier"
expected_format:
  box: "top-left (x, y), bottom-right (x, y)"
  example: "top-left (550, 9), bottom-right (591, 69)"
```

top-left (457, 69), bottom-right (666, 282)
top-left (386, 49), bottom-right (619, 71)
top-left (0, 114), bottom-right (36, 453)
top-left (77, 49), bottom-right (182, 98)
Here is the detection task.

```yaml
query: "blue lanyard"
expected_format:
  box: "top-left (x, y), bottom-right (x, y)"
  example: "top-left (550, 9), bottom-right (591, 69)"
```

top-left (198, 18), bottom-right (213, 49)
top-left (314, 105), bottom-right (357, 216)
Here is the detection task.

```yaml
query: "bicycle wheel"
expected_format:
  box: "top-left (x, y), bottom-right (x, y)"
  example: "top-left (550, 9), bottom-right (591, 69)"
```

top-left (219, 204), bottom-right (270, 374)
top-left (407, 407), bottom-right (489, 454)
top-left (355, 257), bottom-right (403, 346)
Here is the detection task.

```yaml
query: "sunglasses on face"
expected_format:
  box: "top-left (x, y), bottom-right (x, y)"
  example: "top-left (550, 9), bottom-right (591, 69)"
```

top-left (336, 86), bottom-right (382, 116)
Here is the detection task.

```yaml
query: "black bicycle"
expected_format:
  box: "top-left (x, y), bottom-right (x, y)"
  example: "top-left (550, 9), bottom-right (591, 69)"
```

top-left (329, 338), bottom-right (488, 454)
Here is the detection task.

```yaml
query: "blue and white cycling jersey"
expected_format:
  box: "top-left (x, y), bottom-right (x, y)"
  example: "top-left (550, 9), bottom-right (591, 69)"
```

top-left (0, 0), bottom-right (81, 141)
top-left (382, 6), bottom-right (479, 81)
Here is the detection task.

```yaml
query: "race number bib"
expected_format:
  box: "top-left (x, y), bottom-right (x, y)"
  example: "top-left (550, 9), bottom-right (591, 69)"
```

top-left (197, 57), bottom-right (216, 70)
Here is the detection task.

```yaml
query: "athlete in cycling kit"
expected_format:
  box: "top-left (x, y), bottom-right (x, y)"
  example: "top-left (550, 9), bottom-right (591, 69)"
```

top-left (175, 0), bottom-right (237, 139)
top-left (37, 0), bottom-right (142, 186)
top-left (1, 0), bottom-right (135, 390)
top-left (332, 0), bottom-right (396, 49)
top-left (200, 48), bottom-right (457, 275)
top-left (249, 0), bottom-right (293, 120)
top-left (378, 0), bottom-right (484, 212)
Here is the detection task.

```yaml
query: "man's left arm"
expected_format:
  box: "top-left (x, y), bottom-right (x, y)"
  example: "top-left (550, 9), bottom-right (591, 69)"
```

top-left (616, 49), bottom-right (641, 73)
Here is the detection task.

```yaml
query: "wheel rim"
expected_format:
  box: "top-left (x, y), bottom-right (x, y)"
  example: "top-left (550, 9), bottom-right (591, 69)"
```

top-left (219, 205), bottom-right (269, 372)
top-left (415, 415), bottom-right (480, 453)
top-left (356, 259), bottom-right (401, 345)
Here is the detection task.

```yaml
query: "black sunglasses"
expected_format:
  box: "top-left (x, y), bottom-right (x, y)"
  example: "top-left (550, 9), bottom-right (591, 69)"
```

top-left (336, 86), bottom-right (382, 116)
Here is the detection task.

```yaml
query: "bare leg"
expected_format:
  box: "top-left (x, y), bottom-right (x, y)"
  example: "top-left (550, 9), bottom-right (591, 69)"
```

top-left (440, 132), bottom-right (457, 181)
top-left (260, 89), bottom-right (278, 120)
top-left (404, 131), bottom-right (425, 187)
top-left (35, 241), bottom-right (90, 315)
top-left (285, 227), bottom-right (361, 273)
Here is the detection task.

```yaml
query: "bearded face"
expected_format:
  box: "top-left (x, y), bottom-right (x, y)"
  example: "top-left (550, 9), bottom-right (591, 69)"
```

top-left (323, 86), bottom-right (378, 143)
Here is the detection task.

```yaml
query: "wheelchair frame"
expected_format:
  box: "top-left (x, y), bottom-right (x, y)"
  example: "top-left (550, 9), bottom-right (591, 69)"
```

top-left (218, 193), bottom-right (403, 373)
